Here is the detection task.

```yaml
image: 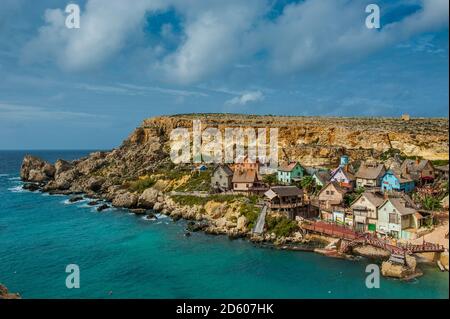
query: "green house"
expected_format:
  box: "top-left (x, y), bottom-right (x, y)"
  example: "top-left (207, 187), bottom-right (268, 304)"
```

top-left (277, 162), bottom-right (304, 184)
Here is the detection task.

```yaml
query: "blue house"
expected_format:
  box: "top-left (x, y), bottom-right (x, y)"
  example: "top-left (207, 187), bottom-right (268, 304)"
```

top-left (381, 169), bottom-right (415, 193)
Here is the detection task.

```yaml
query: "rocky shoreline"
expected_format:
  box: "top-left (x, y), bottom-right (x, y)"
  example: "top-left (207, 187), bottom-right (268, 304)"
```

top-left (0, 283), bottom-right (20, 299)
top-left (20, 176), bottom-right (428, 280)
top-left (19, 111), bottom-right (446, 281)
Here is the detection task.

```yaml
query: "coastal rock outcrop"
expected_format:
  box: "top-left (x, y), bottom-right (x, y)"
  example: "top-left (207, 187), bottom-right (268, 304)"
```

top-left (20, 155), bottom-right (55, 182)
top-left (381, 255), bottom-right (418, 279)
top-left (0, 283), bottom-right (21, 299)
top-left (138, 188), bottom-right (159, 208)
top-left (54, 159), bottom-right (73, 176)
top-left (112, 192), bottom-right (138, 208)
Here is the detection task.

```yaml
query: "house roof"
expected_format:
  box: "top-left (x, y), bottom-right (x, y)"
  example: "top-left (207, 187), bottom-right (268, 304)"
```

top-left (385, 169), bottom-right (413, 184)
top-left (388, 197), bottom-right (417, 216)
top-left (331, 166), bottom-right (355, 181)
top-left (266, 186), bottom-right (302, 198)
top-left (314, 170), bottom-right (331, 185)
top-left (232, 169), bottom-right (259, 183)
top-left (278, 162), bottom-right (301, 172)
top-left (355, 162), bottom-right (385, 180)
top-left (214, 164), bottom-right (233, 176)
top-left (351, 191), bottom-right (385, 208)
top-left (401, 159), bottom-right (433, 174)
top-left (318, 181), bottom-right (348, 196)
top-left (435, 164), bottom-right (449, 172)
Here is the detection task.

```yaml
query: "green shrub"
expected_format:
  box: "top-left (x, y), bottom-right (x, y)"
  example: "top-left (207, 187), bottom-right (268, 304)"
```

top-left (266, 216), bottom-right (298, 237)
top-left (170, 194), bottom-right (247, 207)
top-left (431, 159), bottom-right (449, 166)
top-left (174, 171), bottom-right (211, 192)
top-left (127, 177), bottom-right (156, 193)
top-left (421, 196), bottom-right (442, 211)
top-left (240, 203), bottom-right (259, 229)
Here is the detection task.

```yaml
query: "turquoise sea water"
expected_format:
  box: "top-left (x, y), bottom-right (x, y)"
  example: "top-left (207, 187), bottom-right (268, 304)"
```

top-left (0, 150), bottom-right (448, 299)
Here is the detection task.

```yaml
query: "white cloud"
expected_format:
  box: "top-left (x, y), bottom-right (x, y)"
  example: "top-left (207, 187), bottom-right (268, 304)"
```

top-left (261, 0), bottom-right (449, 73)
top-left (22, 0), bottom-right (167, 70)
top-left (158, 0), bottom-right (265, 84)
top-left (225, 91), bottom-right (264, 106)
top-left (22, 0), bottom-right (449, 82)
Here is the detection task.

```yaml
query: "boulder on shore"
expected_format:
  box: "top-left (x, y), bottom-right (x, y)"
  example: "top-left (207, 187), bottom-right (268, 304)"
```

top-left (97, 204), bottom-right (110, 212)
top-left (20, 155), bottom-right (55, 182)
top-left (112, 192), bottom-right (138, 208)
top-left (0, 283), bottom-right (21, 299)
top-left (69, 196), bottom-right (84, 203)
top-left (381, 255), bottom-right (418, 279)
top-left (138, 188), bottom-right (159, 208)
top-left (22, 183), bottom-right (41, 192)
top-left (352, 245), bottom-right (391, 260)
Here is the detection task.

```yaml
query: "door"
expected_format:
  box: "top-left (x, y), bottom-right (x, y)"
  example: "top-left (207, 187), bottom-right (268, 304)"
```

top-left (355, 222), bottom-right (365, 233)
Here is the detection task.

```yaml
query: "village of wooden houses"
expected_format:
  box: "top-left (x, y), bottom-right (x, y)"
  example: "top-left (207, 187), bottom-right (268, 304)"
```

top-left (206, 153), bottom-right (449, 274)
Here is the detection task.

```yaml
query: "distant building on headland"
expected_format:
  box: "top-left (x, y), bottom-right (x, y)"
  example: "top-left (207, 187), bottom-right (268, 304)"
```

top-left (401, 114), bottom-right (410, 121)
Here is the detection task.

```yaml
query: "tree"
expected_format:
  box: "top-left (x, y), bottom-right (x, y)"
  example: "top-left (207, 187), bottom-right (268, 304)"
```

top-left (263, 173), bottom-right (277, 186)
top-left (355, 187), bottom-right (366, 195)
top-left (300, 176), bottom-right (315, 193)
top-left (421, 196), bottom-right (442, 211)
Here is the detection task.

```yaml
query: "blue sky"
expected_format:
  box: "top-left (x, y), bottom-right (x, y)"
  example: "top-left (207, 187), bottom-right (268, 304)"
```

top-left (0, 0), bottom-right (448, 149)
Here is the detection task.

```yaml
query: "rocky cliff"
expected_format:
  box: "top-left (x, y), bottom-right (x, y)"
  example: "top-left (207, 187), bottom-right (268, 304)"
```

top-left (141, 114), bottom-right (448, 166)
top-left (20, 114), bottom-right (448, 197)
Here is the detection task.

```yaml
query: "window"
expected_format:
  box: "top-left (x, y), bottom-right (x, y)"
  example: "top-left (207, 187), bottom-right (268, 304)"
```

top-left (330, 191), bottom-right (335, 195)
top-left (326, 191), bottom-right (330, 195)
top-left (389, 213), bottom-right (398, 224)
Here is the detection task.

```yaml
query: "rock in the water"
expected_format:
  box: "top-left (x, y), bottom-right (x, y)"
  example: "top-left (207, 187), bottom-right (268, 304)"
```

top-left (69, 196), bottom-right (84, 203)
top-left (131, 208), bottom-right (147, 215)
top-left (97, 204), bottom-right (110, 212)
top-left (138, 188), bottom-right (159, 208)
top-left (20, 155), bottom-right (55, 182)
top-left (88, 200), bottom-right (101, 206)
top-left (145, 212), bottom-right (157, 220)
top-left (381, 255), bottom-right (417, 279)
top-left (186, 221), bottom-right (208, 232)
top-left (0, 283), bottom-right (21, 299)
top-left (112, 192), bottom-right (138, 208)
top-left (22, 183), bottom-right (41, 192)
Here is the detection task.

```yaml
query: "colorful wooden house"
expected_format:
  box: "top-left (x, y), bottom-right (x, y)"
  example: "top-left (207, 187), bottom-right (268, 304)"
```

top-left (350, 191), bottom-right (384, 233)
top-left (211, 164), bottom-right (234, 191)
top-left (435, 164), bottom-right (449, 181)
top-left (232, 169), bottom-right (262, 193)
top-left (277, 162), bottom-right (304, 185)
top-left (381, 169), bottom-right (415, 193)
top-left (330, 166), bottom-right (355, 190)
top-left (316, 182), bottom-right (348, 221)
top-left (401, 159), bottom-right (435, 185)
top-left (264, 186), bottom-right (304, 219)
top-left (376, 196), bottom-right (419, 239)
top-left (355, 162), bottom-right (385, 188)
top-left (311, 170), bottom-right (331, 188)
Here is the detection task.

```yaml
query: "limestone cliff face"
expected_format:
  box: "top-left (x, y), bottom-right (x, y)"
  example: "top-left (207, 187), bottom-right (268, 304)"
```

top-left (20, 114), bottom-right (449, 197)
top-left (138, 114), bottom-right (449, 167)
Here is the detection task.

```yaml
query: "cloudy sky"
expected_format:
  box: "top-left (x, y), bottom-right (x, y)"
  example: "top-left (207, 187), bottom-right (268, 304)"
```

top-left (0, 0), bottom-right (448, 149)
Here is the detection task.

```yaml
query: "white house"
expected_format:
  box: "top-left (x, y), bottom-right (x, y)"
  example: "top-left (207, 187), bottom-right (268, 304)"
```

top-left (350, 191), bottom-right (385, 233)
top-left (377, 196), bottom-right (418, 239)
